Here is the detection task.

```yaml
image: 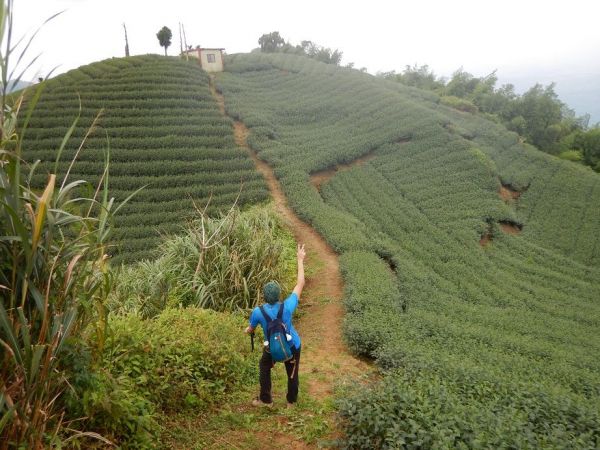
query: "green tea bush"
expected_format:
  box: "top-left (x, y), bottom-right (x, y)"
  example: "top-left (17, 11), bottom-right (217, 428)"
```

top-left (217, 52), bottom-right (600, 448)
top-left (338, 367), bottom-right (600, 449)
top-left (21, 55), bottom-right (267, 263)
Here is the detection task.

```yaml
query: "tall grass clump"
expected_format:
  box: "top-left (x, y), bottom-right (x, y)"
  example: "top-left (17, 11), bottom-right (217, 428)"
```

top-left (109, 202), bottom-right (296, 318)
top-left (0, 1), bottom-right (129, 446)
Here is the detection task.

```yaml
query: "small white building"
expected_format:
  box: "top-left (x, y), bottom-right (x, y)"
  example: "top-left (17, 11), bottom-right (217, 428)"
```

top-left (183, 46), bottom-right (224, 72)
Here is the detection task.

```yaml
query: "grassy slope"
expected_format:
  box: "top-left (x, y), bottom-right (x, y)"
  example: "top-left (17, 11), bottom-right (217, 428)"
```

top-left (23, 55), bottom-right (267, 263)
top-left (216, 53), bottom-right (600, 446)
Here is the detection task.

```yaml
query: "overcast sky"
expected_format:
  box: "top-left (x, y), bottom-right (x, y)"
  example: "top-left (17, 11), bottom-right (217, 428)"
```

top-left (14, 0), bottom-right (600, 91)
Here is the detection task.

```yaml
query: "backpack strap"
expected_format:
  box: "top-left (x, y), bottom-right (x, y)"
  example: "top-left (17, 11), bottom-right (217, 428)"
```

top-left (277, 302), bottom-right (284, 320)
top-left (259, 305), bottom-right (272, 324)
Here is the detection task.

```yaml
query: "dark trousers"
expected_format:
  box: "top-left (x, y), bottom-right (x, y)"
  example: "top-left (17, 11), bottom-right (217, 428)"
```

top-left (259, 347), bottom-right (301, 404)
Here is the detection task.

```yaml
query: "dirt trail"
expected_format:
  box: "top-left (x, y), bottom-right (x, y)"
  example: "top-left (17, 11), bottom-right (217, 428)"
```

top-left (209, 76), bottom-right (371, 448)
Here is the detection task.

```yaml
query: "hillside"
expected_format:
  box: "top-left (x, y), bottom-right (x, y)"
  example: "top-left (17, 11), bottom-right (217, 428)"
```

top-left (215, 53), bottom-right (600, 447)
top-left (20, 52), bottom-right (600, 447)
top-left (23, 55), bottom-right (267, 263)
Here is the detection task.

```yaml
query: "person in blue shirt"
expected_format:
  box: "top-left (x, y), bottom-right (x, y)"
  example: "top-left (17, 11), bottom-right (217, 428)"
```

top-left (245, 243), bottom-right (306, 407)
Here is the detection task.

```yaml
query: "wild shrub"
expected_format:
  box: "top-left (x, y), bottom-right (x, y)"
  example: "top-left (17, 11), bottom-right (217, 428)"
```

top-left (62, 308), bottom-right (253, 448)
top-left (440, 95), bottom-right (478, 113)
top-left (109, 204), bottom-right (296, 317)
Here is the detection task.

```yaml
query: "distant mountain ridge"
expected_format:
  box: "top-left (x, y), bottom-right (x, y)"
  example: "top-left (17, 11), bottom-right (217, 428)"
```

top-left (6, 79), bottom-right (33, 93)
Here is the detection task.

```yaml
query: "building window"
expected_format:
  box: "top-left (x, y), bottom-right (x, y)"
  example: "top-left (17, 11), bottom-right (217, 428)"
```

top-left (207, 54), bottom-right (215, 63)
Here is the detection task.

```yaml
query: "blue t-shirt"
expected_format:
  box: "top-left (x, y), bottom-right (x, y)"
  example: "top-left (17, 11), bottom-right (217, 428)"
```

top-left (249, 292), bottom-right (301, 349)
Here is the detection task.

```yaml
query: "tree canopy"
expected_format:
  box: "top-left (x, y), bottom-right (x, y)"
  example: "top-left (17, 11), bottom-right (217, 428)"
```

top-left (257, 32), bottom-right (344, 66)
top-left (258, 31), bottom-right (285, 52)
top-left (156, 26), bottom-right (172, 56)
top-left (379, 64), bottom-right (597, 171)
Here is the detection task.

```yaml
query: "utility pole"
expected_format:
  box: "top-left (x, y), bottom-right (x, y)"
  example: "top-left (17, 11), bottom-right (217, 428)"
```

top-left (123, 23), bottom-right (130, 57)
top-left (178, 22), bottom-right (183, 56)
top-left (181, 23), bottom-right (189, 60)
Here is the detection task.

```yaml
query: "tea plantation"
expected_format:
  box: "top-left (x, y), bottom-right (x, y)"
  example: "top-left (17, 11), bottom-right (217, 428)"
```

top-left (23, 55), bottom-right (267, 263)
top-left (216, 53), bottom-right (600, 448)
top-left (21, 51), bottom-right (600, 447)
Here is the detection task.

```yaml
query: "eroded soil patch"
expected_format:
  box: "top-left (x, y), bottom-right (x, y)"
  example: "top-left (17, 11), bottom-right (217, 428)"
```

top-left (499, 220), bottom-right (522, 235)
top-left (480, 219), bottom-right (523, 246)
top-left (498, 180), bottom-right (528, 203)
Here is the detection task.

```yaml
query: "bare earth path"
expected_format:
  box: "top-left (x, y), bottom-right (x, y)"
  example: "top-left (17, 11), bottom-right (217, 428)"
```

top-left (206, 76), bottom-right (372, 448)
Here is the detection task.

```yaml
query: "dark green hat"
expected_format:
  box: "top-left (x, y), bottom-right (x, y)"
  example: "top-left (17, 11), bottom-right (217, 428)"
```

top-left (263, 281), bottom-right (281, 305)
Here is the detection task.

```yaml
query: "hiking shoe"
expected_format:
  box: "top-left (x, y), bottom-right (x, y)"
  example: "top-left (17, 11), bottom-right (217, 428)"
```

top-left (251, 398), bottom-right (273, 408)
top-left (286, 402), bottom-right (296, 409)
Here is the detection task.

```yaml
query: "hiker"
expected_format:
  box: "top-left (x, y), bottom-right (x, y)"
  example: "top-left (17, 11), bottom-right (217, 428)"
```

top-left (245, 243), bottom-right (306, 407)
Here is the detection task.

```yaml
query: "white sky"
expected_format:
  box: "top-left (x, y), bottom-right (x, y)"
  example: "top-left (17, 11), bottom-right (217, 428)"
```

top-left (14, 0), bottom-right (600, 82)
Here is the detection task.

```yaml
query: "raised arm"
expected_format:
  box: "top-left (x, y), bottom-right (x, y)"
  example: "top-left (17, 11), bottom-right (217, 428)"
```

top-left (292, 244), bottom-right (306, 298)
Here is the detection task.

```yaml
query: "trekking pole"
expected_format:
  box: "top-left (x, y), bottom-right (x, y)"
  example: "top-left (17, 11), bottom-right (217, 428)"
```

top-left (250, 331), bottom-right (255, 352)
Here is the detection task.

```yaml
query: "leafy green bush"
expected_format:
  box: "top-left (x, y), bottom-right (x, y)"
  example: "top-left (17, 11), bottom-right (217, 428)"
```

top-left (105, 308), bottom-right (254, 410)
top-left (338, 367), bottom-right (600, 449)
top-left (440, 95), bottom-right (478, 113)
top-left (109, 204), bottom-right (296, 317)
top-left (558, 150), bottom-right (583, 161)
top-left (61, 307), bottom-right (253, 448)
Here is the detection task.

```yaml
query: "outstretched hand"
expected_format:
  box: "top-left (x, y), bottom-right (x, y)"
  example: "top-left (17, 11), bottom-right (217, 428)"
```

top-left (297, 243), bottom-right (306, 261)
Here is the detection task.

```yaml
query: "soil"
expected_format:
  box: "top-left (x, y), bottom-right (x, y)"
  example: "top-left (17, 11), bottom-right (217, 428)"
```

top-left (479, 233), bottom-right (492, 247)
top-left (208, 76), bottom-right (373, 448)
top-left (480, 220), bottom-right (522, 247)
top-left (499, 221), bottom-right (522, 235)
top-left (498, 181), bottom-right (527, 203)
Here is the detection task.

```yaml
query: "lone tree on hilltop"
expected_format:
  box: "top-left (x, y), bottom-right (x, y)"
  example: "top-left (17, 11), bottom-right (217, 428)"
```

top-left (157, 26), bottom-right (172, 56)
top-left (258, 31), bottom-right (284, 52)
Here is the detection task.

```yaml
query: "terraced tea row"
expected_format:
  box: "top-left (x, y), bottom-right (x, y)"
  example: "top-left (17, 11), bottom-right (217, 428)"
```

top-left (217, 52), bottom-right (600, 447)
top-left (23, 55), bottom-right (267, 263)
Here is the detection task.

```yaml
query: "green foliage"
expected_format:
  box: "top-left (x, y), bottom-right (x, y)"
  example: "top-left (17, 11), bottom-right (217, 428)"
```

top-left (258, 32), bottom-right (343, 65)
top-left (384, 64), bottom-right (594, 168)
top-left (558, 150), bottom-right (583, 162)
top-left (62, 307), bottom-right (254, 448)
top-left (0, 2), bottom-right (126, 446)
top-left (577, 127), bottom-right (600, 170)
top-left (21, 55), bottom-right (268, 263)
top-left (105, 308), bottom-right (254, 410)
top-left (338, 368), bottom-right (600, 449)
top-left (217, 52), bottom-right (600, 448)
top-left (258, 31), bottom-right (285, 52)
top-left (108, 204), bottom-right (296, 317)
top-left (378, 64), bottom-right (445, 91)
top-left (62, 361), bottom-right (157, 448)
top-left (156, 26), bottom-right (172, 56)
top-left (440, 95), bottom-right (478, 113)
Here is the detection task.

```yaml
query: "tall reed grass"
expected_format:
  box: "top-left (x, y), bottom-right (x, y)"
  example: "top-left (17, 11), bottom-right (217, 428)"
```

top-left (0, 1), bottom-right (132, 446)
top-left (109, 203), bottom-right (296, 318)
